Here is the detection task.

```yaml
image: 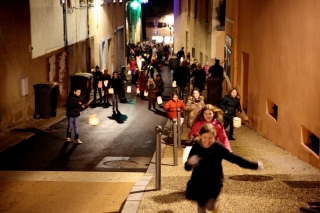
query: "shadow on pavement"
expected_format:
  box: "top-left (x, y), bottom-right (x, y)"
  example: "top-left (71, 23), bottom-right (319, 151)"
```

top-left (152, 191), bottom-right (186, 204)
top-left (45, 142), bottom-right (78, 170)
top-left (108, 111), bottom-right (128, 123)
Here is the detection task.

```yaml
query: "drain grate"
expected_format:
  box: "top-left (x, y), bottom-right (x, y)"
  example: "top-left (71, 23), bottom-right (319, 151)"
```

top-left (229, 175), bottom-right (273, 182)
top-left (283, 181), bottom-right (320, 188)
top-left (103, 160), bottom-right (138, 168)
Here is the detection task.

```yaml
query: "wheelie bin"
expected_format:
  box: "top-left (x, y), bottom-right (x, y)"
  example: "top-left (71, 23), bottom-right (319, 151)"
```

top-left (70, 73), bottom-right (92, 104)
top-left (33, 83), bottom-right (59, 119)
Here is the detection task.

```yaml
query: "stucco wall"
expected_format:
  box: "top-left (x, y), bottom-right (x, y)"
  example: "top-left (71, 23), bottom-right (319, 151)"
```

top-left (0, 1), bottom-right (126, 130)
top-left (0, 1), bottom-right (48, 128)
top-left (174, 0), bottom-right (221, 63)
top-left (229, 0), bottom-right (320, 168)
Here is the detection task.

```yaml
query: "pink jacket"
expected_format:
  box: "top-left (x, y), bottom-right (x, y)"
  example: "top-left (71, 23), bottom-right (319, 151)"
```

top-left (188, 119), bottom-right (232, 152)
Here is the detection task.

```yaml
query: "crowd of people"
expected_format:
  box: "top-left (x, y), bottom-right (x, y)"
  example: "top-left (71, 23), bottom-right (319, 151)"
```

top-left (66, 42), bottom-right (258, 212)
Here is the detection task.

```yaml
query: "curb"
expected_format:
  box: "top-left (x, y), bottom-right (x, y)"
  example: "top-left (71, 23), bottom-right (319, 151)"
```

top-left (0, 115), bottom-right (67, 154)
top-left (121, 120), bottom-right (170, 213)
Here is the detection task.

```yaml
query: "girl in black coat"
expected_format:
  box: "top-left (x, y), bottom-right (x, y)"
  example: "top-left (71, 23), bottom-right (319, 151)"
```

top-left (110, 72), bottom-right (123, 113)
top-left (219, 88), bottom-right (243, 140)
top-left (66, 89), bottom-right (84, 144)
top-left (185, 124), bottom-right (263, 213)
top-left (102, 69), bottom-right (112, 105)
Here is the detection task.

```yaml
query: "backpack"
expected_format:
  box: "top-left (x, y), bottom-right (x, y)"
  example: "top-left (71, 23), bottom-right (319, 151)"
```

top-left (147, 65), bottom-right (158, 80)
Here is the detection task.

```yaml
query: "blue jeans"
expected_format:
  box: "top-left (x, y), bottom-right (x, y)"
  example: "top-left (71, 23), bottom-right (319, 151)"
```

top-left (67, 117), bottom-right (79, 139)
top-left (170, 69), bottom-right (174, 79)
top-left (112, 94), bottom-right (120, 110)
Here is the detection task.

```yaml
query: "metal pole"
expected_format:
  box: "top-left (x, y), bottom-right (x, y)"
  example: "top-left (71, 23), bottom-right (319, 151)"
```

top-left (172, 119), bottom-right (178, 166)
top-left (177, 108), bottom-right (181, 148)
top-left (155, 125), bottom-right (162, 190)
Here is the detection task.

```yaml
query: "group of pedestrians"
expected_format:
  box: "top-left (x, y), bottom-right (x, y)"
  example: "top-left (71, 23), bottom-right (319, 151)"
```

top-left (65, 45), bottom-right (256, 211)
top-left (165, 51), bottom-right (261, 213)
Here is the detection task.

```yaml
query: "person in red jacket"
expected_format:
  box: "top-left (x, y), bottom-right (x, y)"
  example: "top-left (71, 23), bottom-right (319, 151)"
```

top-left (188, 104), bottom-right (232, 152)
top-left (164, 91), bottom-right (186, 137)
top-left (137, 71), bottom-right (148, 99)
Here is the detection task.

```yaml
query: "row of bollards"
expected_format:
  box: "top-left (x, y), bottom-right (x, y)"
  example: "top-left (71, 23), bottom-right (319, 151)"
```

top-left (155, 108), bottom-right (183, 190)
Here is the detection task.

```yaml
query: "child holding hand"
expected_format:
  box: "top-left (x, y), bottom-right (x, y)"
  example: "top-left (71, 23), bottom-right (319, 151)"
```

top-left (185, 123), bottom-right (263, 213)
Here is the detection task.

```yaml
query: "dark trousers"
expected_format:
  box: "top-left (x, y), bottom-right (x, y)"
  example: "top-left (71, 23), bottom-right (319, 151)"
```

top-left (148, 97), bottom-right (156, 109)
top-left (140, 90), bottom-right (145, 99)
top-left (103, 89), bottom-right (109, 103)
top-left (223, 115), bottom-right (234, 138)
top-left (93, 86), bottom-right (102, 102)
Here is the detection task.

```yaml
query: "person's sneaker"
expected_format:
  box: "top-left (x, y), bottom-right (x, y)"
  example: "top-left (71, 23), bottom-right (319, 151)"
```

top-left (228, 136), bottom-right (236, 140)
top-left (66, 138), bottom-right (71, 142)
top-left (74, 139), bottom-right (83, 144)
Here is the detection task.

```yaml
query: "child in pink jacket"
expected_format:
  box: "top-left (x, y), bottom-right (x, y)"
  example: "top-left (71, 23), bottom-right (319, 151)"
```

top-left (188, 104), bottom-right (232, 152)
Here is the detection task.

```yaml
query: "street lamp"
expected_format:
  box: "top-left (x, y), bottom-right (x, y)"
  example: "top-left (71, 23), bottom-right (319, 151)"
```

top-left (130, 0), bottom-right (139, 10)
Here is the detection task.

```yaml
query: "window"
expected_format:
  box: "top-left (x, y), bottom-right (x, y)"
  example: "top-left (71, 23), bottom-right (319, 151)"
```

top-left (266, 99), bottom-right (278, 121)
top-left (302, 126), bottom-right (320, 156)
top-left (224, 45), bottom-right (232, 79)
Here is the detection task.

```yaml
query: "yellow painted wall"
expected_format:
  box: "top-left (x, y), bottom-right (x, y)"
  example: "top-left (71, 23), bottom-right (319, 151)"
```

top-left (174, 0), bottom-right (221, 64)
top-left (228, 0), bottom-right (320, 168)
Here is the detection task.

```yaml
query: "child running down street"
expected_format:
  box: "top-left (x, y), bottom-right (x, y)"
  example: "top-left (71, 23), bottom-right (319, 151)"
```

top-left (185, 123), bottom-right (263, 213)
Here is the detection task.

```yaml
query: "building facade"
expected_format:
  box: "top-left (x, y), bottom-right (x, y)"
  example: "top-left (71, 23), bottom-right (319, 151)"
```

top-left (0, 0), bottom-right (126, 130)
top-left (173, 0), bottom-right (225, 65)
top-left (174, 0), bottom-right (320, 168)
top-left (226, 0), bottom-right (320, 168)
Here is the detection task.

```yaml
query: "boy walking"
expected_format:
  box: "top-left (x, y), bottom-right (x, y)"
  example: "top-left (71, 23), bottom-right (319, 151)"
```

top-left (66, 88), bottom-right (84, 144)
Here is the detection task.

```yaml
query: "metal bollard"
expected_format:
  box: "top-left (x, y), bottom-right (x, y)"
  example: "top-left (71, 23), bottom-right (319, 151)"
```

top-left (155, 125), bottom-right (162, 190)
top-left (172, 119), bottom-right (178, 166)
top-left (177, 108), bottom-right (181, 148)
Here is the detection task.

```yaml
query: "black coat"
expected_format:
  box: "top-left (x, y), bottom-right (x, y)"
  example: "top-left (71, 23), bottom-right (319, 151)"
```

top-left (190, 68), bottom-right (207, 91)
top-left (209, 64), bottom-right (224, 78)
top-left (168, 57), bottom-right (179, 71)
top-left (173, 65), bottom-right (190, 88)
top-left (185, 141), bottom-right (258, 204)
top-left (110, 77), bottom-right (123, 94)
top-left (93, 71), bottom-right (103, 85)
top-left (102, 74), bottom-right (111, 89)
top-left (219, 94), bottom-right (242, 118)
top-left (66, 93), bottom-right (81, 117)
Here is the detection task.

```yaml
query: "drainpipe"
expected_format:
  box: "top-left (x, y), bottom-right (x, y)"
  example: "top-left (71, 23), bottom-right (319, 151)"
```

top-left (87, 0), bottom-right (91, 72)
top-left (63, 0), bottom-right (68, 54)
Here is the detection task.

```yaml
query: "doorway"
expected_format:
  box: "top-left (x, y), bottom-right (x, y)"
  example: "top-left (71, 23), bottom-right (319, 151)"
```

top-left (241, 51), bottom-right (249, 112)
